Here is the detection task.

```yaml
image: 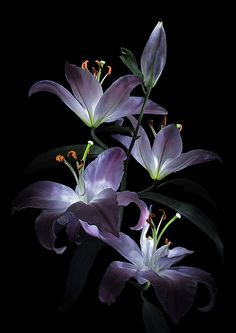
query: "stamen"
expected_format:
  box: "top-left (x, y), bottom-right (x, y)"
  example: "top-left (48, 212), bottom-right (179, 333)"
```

top-left (164, 238), bottom-right (172, 245)
top-left (148, 119), bottom-right (157, 137)
top-left (158, 208), bottom-right (166, 220)
top-left (100, 65), bottom-right (112, 85)
top-left (92, 67), bottom-right (99, 77)
top-left (156, 212), bottom-right (181, 247)
top-left (77, 160), bottom-right (85, 171)
top-left (82, 60), bottom-right (89, 70)
top-left (56, 155), bottom-right (79, 184)
top-left (146, 212), bottom-right (155, 229)
top-left (107, 66), bottom-right (112, 75)
top-left (67, 150), bottom-right (78, 160)
top-left (56, 155), bottom-right (65, 163)
top-left (161, 116), bottom-right (167, 128)
top-left (176, 123), bottom-right (183, 132)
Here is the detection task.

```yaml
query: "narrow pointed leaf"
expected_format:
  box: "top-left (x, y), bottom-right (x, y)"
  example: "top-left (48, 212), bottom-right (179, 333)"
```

top-left (157, 178), bottom-right (217, 210)
top-left (19, 144), bottom-right (104, 178)
top-left (120, 48), bottom-right (143, 78)
top-left (142, 295), bottom-right (170, 333)
top-left (97, 124), bottom-right (134, 135)
top-left (139, 192), bottom-right (223, 259)
top-left (58, 235), bottom-right (104, 314)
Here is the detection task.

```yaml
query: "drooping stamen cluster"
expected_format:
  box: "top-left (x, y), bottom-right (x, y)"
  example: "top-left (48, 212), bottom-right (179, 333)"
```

top-left (146, 206), bottom-right (181, 250)
top-left (55, 141), bottom-right (94, 186)
top-left (81, 60), bottom-right (112, 84)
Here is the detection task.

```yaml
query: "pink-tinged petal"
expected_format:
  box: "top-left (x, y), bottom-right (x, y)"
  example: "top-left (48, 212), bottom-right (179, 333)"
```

top-left (65, 62), bottom-right (103, 119)
top-left (103, 97), bottom-right (167, 123)
top-left (153, 124), bottom-right (183, 175)
top-left (141, 22), bottom-right (167, 88)
top-left (150, 269), bottom-right (198, 323)
top-left (154, 245), bottom-right (193, 271)
top-left (159, 149), bottom-right (222, 180)
top-left (116, 191), bottom-right (149, 230)
top-left (68, 188), bottom-right (119, 236)
top-left (140, 223), bottom-right (155, 266)
top-left (113, 116), bottom-right (156, 177)
top-left (29, 80), bottom-right (91, 126)
top-left (12, 181), bottom-right (78, 211)
top-left (35, 209), bottom-right (67, 254)
top-left (129, 115), bottom-right (157, 177)
top-left (99, 261), bottom-right (137, 305)
top-left (173, 266), bottom-right (216, 312)
top-left (126, 97), bottom-right (168, 116)
top-left (80, 221), bottom-right (143, 266)
top-left (94, 75), bottom-right (141, 126)
top-left (82, 148), bottom-right (126, 200)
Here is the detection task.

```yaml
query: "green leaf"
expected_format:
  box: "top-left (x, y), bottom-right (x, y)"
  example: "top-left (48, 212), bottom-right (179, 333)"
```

top-left (96, 124), bottom-right (134, 135)
top-left (58, 235), bottom-right (104, 314)
top-left (120, 47), bottom-right (143, 78)
top-left (139, 192), bottom-right (224, 260)
top-left (19, 144), bottom-right (104, 178)
top-left (142, 295), bottom-right (170, 333)
top-left (157, 178), bottom-right (217, 210)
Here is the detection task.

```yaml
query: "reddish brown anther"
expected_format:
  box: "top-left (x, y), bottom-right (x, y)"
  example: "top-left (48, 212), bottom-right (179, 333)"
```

top-left (158, 208), bottom-right (166, 220)
top-left (68, 150), bottom-right (78, 160)
top-left (164, 238), bottom-right (172, 245)
top-left (77, 160), bottom-right (85, 171)
top-left (56, 155), bottom-right (65, 163)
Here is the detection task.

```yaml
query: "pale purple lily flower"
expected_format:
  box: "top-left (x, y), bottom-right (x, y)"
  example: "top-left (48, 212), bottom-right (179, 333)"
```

top-left (29, 62), bottom-right (167, 128)
top-left (114, 116), bottom-right (222, 180)
top-left (12, 147), bottom-right (149, 254)
top-left (141, 21), bottom-right (167, 88)
top-left (80, 218), bottom-right (216, 323)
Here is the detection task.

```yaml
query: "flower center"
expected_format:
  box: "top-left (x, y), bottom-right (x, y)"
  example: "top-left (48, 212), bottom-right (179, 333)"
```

top-left (82, 59), bottom-right (112, 84)
top-left (146, 206), bottom-right (181, 251)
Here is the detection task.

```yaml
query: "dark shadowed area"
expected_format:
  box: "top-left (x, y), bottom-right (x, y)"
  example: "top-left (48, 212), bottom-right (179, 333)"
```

top-left (6, 1), bottom-right (232, 332)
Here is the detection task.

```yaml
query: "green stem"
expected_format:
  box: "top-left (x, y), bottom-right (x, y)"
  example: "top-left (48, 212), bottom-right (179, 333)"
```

top-left (120, 87), bottom-right (151, 192)
top-left (138, 180), bottom-right (158, 195)
top-left (91, 127), bottom-right (108, 150)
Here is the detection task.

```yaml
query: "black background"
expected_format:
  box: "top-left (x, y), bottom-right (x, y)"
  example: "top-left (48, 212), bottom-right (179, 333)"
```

top-left (7, 1), bottom-right (232, 332)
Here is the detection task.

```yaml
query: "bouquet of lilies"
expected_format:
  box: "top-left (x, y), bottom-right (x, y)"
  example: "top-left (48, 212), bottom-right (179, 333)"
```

top-left (12, 22), bottom-right (223, 331)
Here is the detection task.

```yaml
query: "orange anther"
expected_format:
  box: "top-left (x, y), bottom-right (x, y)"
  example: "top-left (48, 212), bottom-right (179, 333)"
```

top-left (56, 155), bottom-right (65, 163)
top-left (68, 150), bottom-right (78, 160)
top-left (107, 65), bottom-right (112, 75)
top-left (82, 60), bottom-right (89, 70)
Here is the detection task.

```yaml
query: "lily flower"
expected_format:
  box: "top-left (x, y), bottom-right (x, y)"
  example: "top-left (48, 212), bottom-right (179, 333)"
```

top-left (114, 116), bottom-right (221, 180)
top-left (29, 62), bottom-right (167, 128)
top-left (12, 146), bottom-right (149, 254)
top-left (141, 21), bottom-right (167, 89)
top-left (80, 212), bottom-right (216, 323)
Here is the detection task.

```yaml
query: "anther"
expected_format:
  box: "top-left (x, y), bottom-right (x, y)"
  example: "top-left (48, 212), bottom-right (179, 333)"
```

top-left (158, 208), bottom-right (166, 220)
top-left (165, 238), bottom-right (172, 245)
top-left (82, 60), bottom-right (89, 70)
top-left (67, 151), bottom-right (78, 160)
top-left (56, 155), bottom-right (65, 163)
